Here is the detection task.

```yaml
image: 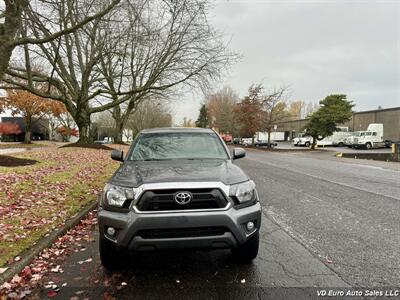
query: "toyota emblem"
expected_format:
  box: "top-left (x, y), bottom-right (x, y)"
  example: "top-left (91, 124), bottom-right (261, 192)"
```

top-left (174, 192), bottom-right (192, 205)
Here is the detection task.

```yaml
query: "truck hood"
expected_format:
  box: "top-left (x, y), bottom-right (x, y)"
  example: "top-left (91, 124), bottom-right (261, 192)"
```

top-left (110, 159), bottom-right (249, 187)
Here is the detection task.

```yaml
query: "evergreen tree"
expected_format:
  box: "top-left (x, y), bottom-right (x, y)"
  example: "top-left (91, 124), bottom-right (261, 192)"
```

top-left (195, 104), bottom-right (209, 128)
top-left (304, 94), bottom-right (354, 149)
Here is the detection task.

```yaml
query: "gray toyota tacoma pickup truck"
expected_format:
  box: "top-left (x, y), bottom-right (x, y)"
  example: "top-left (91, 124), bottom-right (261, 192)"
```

top-left (98, 127), bottom-right (261, 269)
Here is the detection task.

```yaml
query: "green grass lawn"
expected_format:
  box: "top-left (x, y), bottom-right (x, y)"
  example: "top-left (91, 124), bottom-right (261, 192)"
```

top-left (0, 147), bottom-right (120, 267)
top-left (0, 142), bottom-right (49, 149)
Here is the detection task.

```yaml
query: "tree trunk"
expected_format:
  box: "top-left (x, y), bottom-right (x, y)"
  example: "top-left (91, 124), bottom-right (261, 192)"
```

top-left (267, 128), bottom-right (271, 145)
top-left (112, 106), bottom-right (128, 144)
top-left (76, 123), bottom-right (91, 143)
top-left (114, 118), bottom-right (124, 144)
top-left (24, 116), bottom-right (32, 144)
top-left (0, 44), bottom-right (14, 81)
top-left (0, 0), bottom-right (25, 80)
top-left (311, 136), bottom-right (316, 150)
top-left (75, 108), bottom-right (92, 144)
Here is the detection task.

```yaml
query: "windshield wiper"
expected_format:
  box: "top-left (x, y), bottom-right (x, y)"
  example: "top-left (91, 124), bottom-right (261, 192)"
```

top-left (142, 158), bottom-right (173, 161)
top-left (184, 158), bottom-right (224, 160)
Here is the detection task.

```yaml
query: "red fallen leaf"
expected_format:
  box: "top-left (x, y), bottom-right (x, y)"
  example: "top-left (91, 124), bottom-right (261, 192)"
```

top-left (20, 266), bottom-right (32, 279)
top-left (324, 258), bottom-right (334, 264)
top-left (11, 275), bottom-right (22, 284)
top-left (47, 290), bottom-right (58, 298)
top-left (103, 292), bottom-right (117, 300)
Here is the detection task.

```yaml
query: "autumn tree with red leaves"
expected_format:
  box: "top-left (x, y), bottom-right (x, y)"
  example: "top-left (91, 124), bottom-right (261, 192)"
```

top-left (0, 122), bottom-right (22, 137)
top-left (234, 88), bottom-right (264, 144)
top-left (56, 126), bottom-right (79, 142)
top-left (1, 90), bottom-right (66, 143)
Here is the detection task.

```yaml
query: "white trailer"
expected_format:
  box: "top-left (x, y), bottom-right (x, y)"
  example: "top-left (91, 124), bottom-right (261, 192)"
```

top-left (294, 127), bottom-right (351, 147)
top-left (255, 131), bottom-right (285, 142)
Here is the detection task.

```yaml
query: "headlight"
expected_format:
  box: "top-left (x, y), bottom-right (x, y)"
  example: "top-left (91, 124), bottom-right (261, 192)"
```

top-left (103, 184), bottom-right (134, 207)
top-left (230, 180), bottom-right (256, 203)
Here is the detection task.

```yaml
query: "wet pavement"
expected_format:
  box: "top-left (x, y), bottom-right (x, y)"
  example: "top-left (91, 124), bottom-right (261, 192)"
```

top-left (33, 148), bottom-right (399, 299)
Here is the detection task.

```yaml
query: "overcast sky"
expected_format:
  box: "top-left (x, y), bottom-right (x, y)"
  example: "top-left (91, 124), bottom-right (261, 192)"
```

top-left (172, 0), bottom-right (400, 124)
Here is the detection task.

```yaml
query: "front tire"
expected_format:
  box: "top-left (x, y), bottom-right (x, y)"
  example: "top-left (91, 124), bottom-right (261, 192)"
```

top-left (99, 235), bottom-right (126, 270)
top-left (232, 231), bottom-right (259, 263)
top-left (365, 142), bottom-right (372, 149)
top-left (305, 141), bottom-right (310, 147)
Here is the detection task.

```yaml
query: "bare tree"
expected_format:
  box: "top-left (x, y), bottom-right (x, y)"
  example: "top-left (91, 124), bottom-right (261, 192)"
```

top-left (304, 101), bottom-right (319, 117)
top-left (206, 86), bottom-right (239, 134)
top-left (98, 0), bottom-right (236, 142)
top-left (287, 100), bottom-right (305, 120)
top-left (2, 0), bottom-right (236, 143)
top-left (0, 0), bottom-right (119, 80)
top-left (126, 100), bottom-right (172, 137)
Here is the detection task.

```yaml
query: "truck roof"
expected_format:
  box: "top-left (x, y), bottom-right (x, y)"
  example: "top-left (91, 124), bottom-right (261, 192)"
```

top-left (140, 127), bottom-right (214, 134)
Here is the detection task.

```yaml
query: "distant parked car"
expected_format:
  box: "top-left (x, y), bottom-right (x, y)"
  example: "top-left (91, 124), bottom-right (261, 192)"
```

top-left (241, 138), bottom-right (253, 146)
top-left (94, 137), bottom-right (113, 144)
top-left (94, 140), bottom-right (111, 144)
top-left (254, 140), bottom-right (277, 148)
top-left (233, 137), bottom-right (241, 145)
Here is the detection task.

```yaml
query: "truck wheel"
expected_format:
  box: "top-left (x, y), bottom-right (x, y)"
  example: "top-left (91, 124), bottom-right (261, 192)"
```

top-left (305, 141), bottom-right (310, 147)
top-left (365, 142), bottom-right (372, 149)
top-left (338, 142), bottom-right (344, 147)
top-left (99, 235), bottom-right (126, 270)
top-left (232, 231), bottom-right (259, 263)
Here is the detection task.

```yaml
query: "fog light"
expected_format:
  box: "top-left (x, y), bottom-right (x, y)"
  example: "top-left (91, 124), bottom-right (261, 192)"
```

top-left (246, 221), bottom-right (255, 231)
top-left (107, 227), bottom-right (116, 236)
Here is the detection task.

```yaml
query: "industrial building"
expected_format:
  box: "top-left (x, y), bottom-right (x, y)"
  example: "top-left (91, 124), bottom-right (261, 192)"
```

top-left (275, 107), bottom-right (400, 142)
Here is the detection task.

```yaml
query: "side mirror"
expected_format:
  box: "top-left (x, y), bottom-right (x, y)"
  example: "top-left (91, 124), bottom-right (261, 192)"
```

top-left (111, 149), bottom-right (124, 162)
top-left (233, 147), bottom-right (246, 160)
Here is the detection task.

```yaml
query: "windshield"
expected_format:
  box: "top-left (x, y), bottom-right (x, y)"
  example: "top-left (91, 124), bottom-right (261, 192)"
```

top-left (128, 132), bottom-right (229, 161)
top-left (353, 132), bottom-right (361, 137)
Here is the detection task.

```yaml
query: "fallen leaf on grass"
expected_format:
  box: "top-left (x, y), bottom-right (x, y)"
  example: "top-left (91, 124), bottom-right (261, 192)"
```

top-left (47, 290), bottom-right (58, 298)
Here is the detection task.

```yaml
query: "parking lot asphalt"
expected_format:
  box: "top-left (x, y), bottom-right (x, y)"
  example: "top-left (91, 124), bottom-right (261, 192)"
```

top-left (33, 149), bottom-right (399, 299)
top-left (238, 148), bottom-right (400, 287)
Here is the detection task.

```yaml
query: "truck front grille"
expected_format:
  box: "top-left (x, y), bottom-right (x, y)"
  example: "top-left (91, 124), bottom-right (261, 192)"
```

top-left (135, 188), bottom-right (228, 211)
top-left (137, 226), bottom-right (229, 239)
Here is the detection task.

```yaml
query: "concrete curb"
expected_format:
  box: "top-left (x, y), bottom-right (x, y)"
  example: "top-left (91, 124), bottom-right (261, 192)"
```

top-left (0, 200), bottom-right (98, 285)
top-left (340, 152), bottom-right (399, 162)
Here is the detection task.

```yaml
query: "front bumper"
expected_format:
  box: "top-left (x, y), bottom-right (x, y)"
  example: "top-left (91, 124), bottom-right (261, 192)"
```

top-left (98, 203), bottom-right (261, 251)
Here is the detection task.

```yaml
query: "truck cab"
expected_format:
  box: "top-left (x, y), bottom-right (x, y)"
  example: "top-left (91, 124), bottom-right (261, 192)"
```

top-left (352, 123), bottom-right (386, 149)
